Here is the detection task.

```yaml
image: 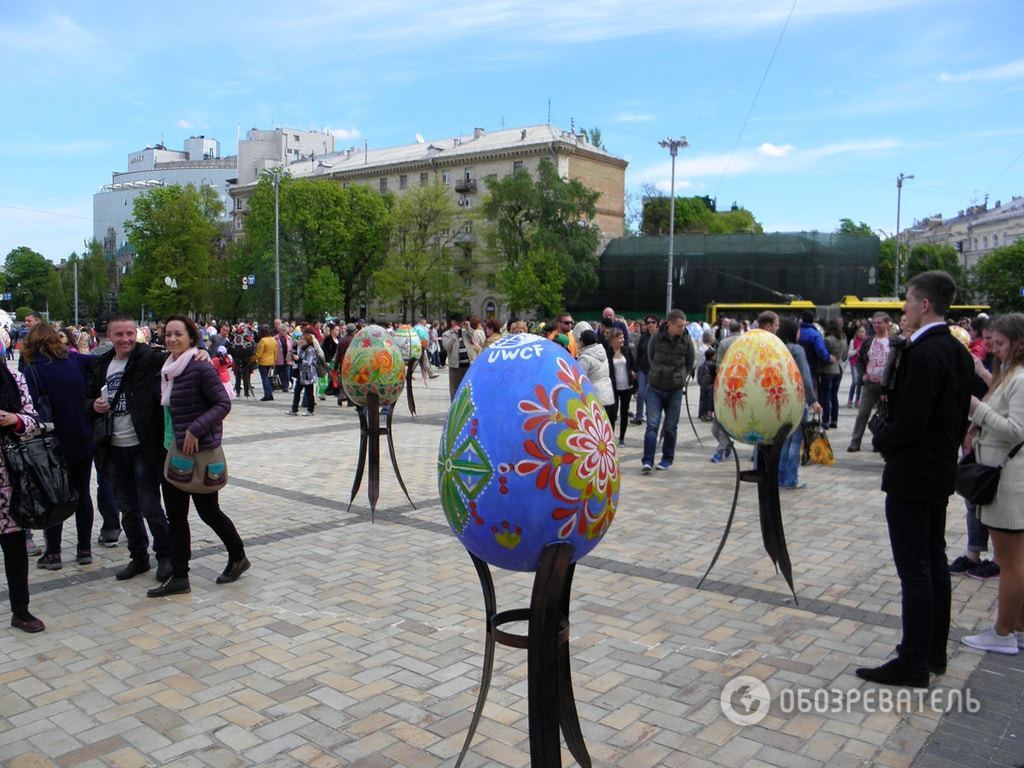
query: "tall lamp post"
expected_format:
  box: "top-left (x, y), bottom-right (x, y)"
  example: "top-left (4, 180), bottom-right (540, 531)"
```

top-left (263, 168), bottom-right (284, 319)
top-left (894, 173), bottom-right (913, 296)
top-left (658, 136), bottom-right (689, 315)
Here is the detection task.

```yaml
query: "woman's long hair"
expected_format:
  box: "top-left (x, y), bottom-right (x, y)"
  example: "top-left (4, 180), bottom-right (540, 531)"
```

top-left (22, 323), bottom-right (68, 363)
top-left (987, 313), bottom-right (1024, 394)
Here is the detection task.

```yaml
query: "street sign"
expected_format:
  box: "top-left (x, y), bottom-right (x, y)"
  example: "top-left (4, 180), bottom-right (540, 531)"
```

top-left (247, 275), bottom-right (256, 285)
top-left (0, 293), bottom-right (10, 301)
top-left (1020, 287), bottom-right (1024, 297)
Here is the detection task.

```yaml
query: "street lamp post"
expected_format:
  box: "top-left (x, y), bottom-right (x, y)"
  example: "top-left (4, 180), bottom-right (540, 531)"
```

top-left (73, 259), bottom-right (79, 326)
top-left (658, 136), bottom-right (689, 315)
top-left (263, 168), bottom-right (284, 320)
top-left (894, 173), bottom-right (913, 296)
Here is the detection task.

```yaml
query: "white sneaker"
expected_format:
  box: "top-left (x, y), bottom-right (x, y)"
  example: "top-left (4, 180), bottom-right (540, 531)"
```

top-left (961, 627), bottom-right (1019, 655)
top-left (300, 410), bottom-right (312, 417)
top-left (1017, 631), bottom-right (1024, 646)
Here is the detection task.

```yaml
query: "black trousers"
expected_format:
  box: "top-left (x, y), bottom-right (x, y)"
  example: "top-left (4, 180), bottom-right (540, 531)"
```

top-left (884, 494), bottom-right (951, 672)
top-left (605, 392), bottom-right (632, 441)
top-left (161, 481), bottom-right (245, 579)
top-left (0, 530), bottom-right (30, 617)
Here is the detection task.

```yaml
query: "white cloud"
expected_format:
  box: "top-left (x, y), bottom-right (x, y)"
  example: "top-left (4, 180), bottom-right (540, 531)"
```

top-left (177, 119), bottom-right (194, 129)
top-left (0, 139), bottom-right (108, 157)
top-left (940, 58), bottom-right (1024, 83)
top-left (633, 136), bottom-right (901, 188)
top-left (758, 142), bottom-right (794, 157)
top-left (654, 179), bottom-right (693, 193)
top-left (328, 127), bottom-right (361, 140)
top-left (613, 113), bottom-right (656, 123)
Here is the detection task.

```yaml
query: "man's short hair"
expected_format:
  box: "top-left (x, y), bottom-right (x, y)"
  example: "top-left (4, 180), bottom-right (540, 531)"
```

top-left (108, 313), bottom-right (136, 326)
top-left (729, 320), bottom-right (742, 333)
top-left (757, 310), bottom-right (779, 328)
top-left (666, 309), bottom-right (686, 324)
top-left (906, 270), bottom-right (957, 315)
top-left (801, 310), bottom-right (815, 324)
top-left (871, 312), bottom-right (891, 323)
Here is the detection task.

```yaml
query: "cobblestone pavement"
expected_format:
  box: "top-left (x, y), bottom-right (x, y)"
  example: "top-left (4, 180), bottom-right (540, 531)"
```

top-left (1, 373), bottom-right (1020, 767)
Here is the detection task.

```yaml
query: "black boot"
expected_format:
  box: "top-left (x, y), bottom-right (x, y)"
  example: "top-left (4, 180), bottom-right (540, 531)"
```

top-left (147, 576), bottom-right (190, 597)
top-left (116, 557), bottom-right (150, 580)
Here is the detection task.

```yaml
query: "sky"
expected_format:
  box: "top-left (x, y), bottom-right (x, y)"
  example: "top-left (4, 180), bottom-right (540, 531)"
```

top-left (1, 0), bottom-right (1022, 263)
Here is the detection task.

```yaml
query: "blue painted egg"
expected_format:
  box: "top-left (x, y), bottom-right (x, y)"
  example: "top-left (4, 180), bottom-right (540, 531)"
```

top-left (437, 334), bottom-right (620, 571)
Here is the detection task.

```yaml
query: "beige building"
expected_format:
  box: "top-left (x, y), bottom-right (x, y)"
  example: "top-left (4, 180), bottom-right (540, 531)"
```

top-left (227, 125), bottom-right (627, 319)
top-left (905, 196), bottom-right (1024, 269)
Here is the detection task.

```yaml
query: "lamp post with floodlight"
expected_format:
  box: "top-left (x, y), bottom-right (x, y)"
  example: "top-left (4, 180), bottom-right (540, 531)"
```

top-left (658, 136), bottom-right (689, 315)
top-left (895, 173), bottom-right (913, 296)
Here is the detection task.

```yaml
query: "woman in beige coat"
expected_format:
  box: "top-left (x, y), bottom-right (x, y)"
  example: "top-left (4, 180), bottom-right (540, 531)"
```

top-left (963, 313), bottom-right (1024, 655)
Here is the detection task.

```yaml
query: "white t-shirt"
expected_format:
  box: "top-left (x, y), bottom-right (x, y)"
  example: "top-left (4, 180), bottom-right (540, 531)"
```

top-left (865, 336), bottom-right (890, 382)
top-left (612, 355), bottom-right (630, 390)
top-left (105, 357), bottom-right (139, 447)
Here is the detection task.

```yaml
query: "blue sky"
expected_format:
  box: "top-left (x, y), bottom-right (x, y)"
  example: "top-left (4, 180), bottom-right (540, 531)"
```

top-left (2, 0), bottom-right (1022, 262)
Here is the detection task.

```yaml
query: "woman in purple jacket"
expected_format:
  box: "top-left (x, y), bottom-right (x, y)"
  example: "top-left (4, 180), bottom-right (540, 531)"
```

top-left (148, 316), bottom-right (248, 598)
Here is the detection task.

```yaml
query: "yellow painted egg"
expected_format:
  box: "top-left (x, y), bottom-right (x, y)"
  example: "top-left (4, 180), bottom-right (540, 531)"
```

top-left (713, 330), bottom-right (805, 445)
top-left (950, 325), bottom-right (970, 349)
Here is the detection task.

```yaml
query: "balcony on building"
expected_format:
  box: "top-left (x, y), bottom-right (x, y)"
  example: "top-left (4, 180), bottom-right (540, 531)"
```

top-left (454, 178), bottom-right (477, 194)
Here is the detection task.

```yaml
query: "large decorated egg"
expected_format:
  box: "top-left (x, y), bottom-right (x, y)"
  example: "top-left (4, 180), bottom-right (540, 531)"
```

top-left (950, 325), bottom-right (970, 349)
top-left (341, 325), bottom-right (405, 405)
top-left (714, 330), bottom-right (805, 445)
top-left (393, 324), bottom-right (423, 362)
top-left (438, 334), bottom-right (620, 571)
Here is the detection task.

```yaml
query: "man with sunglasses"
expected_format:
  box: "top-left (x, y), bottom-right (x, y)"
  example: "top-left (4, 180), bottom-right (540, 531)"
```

top-left (547, 313), bottom-right (579, 358)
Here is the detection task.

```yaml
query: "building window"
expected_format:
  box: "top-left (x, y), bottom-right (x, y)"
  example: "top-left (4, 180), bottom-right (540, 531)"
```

top-left (293, 134), bottom-right (300, 142)
top-left (442, 171), bottom-right (451, 185)
top-left (993, 234), bottom-right (998, 247)
top-left (513, 160), bottom-right (524, 172)
top-left (486, 274), bottom-right (496, 289)
top-left (399, 174), bottom-right (407, 190)
top-left (420, 172), bottom-right (429, 186)
top-left (380, 177), bottom-right (388, 193)
top-left (983, 235), bottom-right (988, 248)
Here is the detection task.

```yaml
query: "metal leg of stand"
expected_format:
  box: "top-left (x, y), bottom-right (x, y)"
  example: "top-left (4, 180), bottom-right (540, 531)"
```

top-left (347, 407), bottom-right (369, 512)
top-left (757, 425), bottom-right (797, 603)
top-left (454, 555), bottom-right (498, 768)
top-left (405, 358), bottom-right (417, 417)
top-left (384, 407), bottom-right (415, 509)
top-left (555, 561), bottom-right (590, 768)
top-left (367, 394), bottom-right (380, 522)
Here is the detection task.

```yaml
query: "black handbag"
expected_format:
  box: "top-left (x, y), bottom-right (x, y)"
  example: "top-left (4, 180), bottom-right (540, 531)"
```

top-left (92, 376), bottom-right (126, 459)
top-left (3, 432), bottom-right (79, 529)
top-left (956, 442), bottom-right (1024, 505)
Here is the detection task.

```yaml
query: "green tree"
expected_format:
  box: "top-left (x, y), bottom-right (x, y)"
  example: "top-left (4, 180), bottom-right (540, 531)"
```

top-left (480, 158), bottom-right (601, 316)
top-left (122, 184), bottom-right (224, 316)
top-left (641, 195), bottom-right (762, 235)
top-left (836, 218), bottom-right (874, 236)
top-left (975, 241), bottom-right (1024, 313)
top-left (905, 243), bottom-right (962, 284)
top-left (4, 246), bottom-right (54, 311)
top-left (243, 178), bottom-right (391, 319)
top-left (581, 127), bottom-right (605, 150)
top-left (373, 184), bottom-right (468, 320)
top-left (304, 266), bottom-right (344, 317)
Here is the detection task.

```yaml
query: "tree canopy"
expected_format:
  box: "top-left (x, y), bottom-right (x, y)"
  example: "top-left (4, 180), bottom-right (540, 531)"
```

top-left (641, 195), bottom-right (762, 236)
top-left (975, 241), bottom-right (1024, 313)
top-left (836, 218), bottom-right (875, 237)
top-left (372, 184), bottom-right (469, 321)
top-left (480, 158), bottom-right (600, 316)
top-left (4, 246), bottom-right (52, 312)
top-left (242, 177), bottom-right (392, 319)
top-left (122, 184), bottom-right (224, 317)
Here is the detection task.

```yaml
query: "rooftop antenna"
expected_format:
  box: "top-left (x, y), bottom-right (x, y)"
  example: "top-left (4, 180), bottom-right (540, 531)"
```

top-left (501, 116), bottom-right (505, 129)
top-left (547, 98), bottom-right (551, 125)
top-left (364, 138), bottom-right (368, 165)
top-left (415, 133), bottom-right (425, 144)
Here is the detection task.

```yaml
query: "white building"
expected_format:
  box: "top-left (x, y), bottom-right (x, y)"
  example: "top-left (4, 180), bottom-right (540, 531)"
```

top-left (236, 127), bottom-right (336, 187)
top-left (905, 196), bottom-right (1024, 269)
top-left (93, 136), bottom-right (236, 257)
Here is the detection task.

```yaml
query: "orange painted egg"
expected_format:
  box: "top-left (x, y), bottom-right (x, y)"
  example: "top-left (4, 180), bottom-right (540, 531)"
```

top-left (713, 330), bottom-right (805, 445)
top-left (341, 325), bottom-right (405, 405)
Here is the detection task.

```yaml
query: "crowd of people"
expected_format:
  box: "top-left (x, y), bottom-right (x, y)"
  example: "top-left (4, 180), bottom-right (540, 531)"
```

top-left (2, 281), bottom-right (1022, 684)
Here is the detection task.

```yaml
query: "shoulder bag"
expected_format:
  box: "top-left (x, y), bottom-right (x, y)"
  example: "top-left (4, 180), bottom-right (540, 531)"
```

top-left (163, 440), bottom-right (228, 495)
top-left (4, 431), bottom-right (79, 529)
top-left (955, 442), bottom-right (1024, 505)
top-left (93, 373), bottom-right (127, 458)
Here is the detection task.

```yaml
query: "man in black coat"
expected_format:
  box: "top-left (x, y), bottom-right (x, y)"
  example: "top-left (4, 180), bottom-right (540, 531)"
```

top-left (630, 315), bottom-right (657, 424)
top-left (856, 271), bottom-right (974, 687)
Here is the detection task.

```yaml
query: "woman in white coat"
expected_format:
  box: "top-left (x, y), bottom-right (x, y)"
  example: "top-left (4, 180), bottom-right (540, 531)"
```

top-left (963, 313), bottom-right (1024, 655)
top-left (577, 330), bottom-right (615, 421)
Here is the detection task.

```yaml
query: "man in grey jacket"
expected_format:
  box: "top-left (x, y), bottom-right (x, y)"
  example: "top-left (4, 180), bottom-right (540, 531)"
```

top-left (642, 309), bottom-right (695, 473)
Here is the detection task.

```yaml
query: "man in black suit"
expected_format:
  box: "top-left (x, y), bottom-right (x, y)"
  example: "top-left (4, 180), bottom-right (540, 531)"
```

top-left (856, 271), bottom-right (974, 687)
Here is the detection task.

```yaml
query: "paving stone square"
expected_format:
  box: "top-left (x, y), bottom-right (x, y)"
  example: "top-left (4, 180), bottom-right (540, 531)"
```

top-left (1, 374), bottom-right (1020, 767)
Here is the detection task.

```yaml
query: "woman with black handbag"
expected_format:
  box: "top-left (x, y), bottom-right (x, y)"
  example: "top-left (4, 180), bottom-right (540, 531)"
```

top-left (962, 313), bottom-right (1024, 655)
top-left (148, 315), bottom-right (248, 598)
top-left (0, 361), bottom-right (44, 631)
top-left (22, 324), bottom-right (96, 570)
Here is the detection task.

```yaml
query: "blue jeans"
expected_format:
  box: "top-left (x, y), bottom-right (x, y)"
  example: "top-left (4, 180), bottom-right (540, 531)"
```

top-left (778, 412), bottom-right (806, 487)
top-left (107, 444), bottom-right (171, 561)
top-left (258, 365), bottom-right (275, 398)
top-left (964, 500), bottom-right (989, 553)
top-left (818, 373), bottom-right (842, 426)
top-left (643, 386), bottom-right (683, 466)
top-left (635, 371), bottom-right (649, 420)
top-left (95, 457), bottom-right (120, 538)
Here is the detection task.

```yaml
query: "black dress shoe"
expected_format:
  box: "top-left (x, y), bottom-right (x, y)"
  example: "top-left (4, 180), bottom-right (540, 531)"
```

top-left (11, 614), bottom-right (45, 633)
top-left (855, 658), bottom-right (929, 688)
top-left (216, 556), bottom-right (251, 584)
top-left (147, 576), bottom-right (191, 597)
top-left (116, 558), bottom-right (151, 581)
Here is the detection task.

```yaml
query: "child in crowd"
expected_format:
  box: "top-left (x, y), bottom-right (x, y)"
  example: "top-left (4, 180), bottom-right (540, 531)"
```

top-left (696, 348), bottom-right (717, 421)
